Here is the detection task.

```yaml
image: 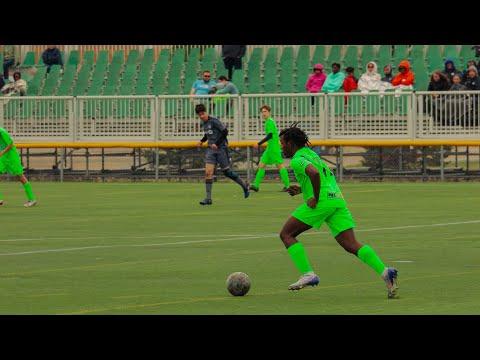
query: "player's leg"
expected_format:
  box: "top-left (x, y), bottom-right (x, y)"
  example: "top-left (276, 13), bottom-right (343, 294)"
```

top-left (328, 207), bottom-right (398, 298)
top-left (276, 163), bottom-right (290, 190)
top-left (280, 214), bottom-right (320, 290)
top-left (219, 147), bottom-right (249, 198)
top-left (200, 156), bottom-right (215, 205)
top-left (18, 173), bottom-right (37, 207)
top-left (250, 161), bottom-right (266, 192)
top-left (0, 157), bottom-right (5, 205)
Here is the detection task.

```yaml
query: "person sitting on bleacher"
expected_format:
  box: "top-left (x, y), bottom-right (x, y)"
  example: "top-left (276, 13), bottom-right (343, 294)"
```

top-left (450, 74), bottom-right (467, 91)
top-left (321, 63), bottom-right (345, 93)
top-left (1, 71), bottom-right (27, 96)
top-left (3, 45), bottom-right (15, 81)
top-left (461, 60), bottom-right (477, 83)
top-left (463, 66), bottom-right (480, 90)
top-left (428, 71), bottom-right (450, 92)
top-left (358, 61), bottom-right (384, 92)
top-left (442, 60), bottom-right (462, 83)
top-left (382, 65), bottom-right (394, 83)
top-left (391, 60), bottom-right (415, 89)
top-left (41, 46), bottom-right (63, 73)
top-left (190, 70), bottom-right (216, 96)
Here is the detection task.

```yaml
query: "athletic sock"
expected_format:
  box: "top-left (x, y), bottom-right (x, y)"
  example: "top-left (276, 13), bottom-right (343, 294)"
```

top-left (205, 179), bottom-right (213, 200)
top-left (287, 242), bottom-right (313, 274)
top-left (279, 167), bottom-right (290, 188)
top-left (224, 170), bottom-right (247, 189)
top-left (357, 244), bottom-right (387, 276)
top-left (253, 168), bottom-right (265, 188)
top-left (23, 181), bottom-right (35, 201)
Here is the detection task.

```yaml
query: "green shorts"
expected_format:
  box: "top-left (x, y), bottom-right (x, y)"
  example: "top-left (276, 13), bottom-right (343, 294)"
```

top-left (260, 149), bottom-right (283, 165)
top-left (0, 150), bottom-right (24, 176)
top-left (292, 204), bottom-right (356, 237)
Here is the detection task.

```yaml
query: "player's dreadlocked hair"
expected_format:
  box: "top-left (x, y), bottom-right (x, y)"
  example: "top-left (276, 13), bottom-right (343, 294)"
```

top-left (279, 122), bottom-right (311, 148)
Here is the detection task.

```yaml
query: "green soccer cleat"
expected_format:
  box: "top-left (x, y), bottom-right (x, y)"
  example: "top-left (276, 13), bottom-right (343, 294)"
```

top-left (24, 200), bottom-right (37, 208)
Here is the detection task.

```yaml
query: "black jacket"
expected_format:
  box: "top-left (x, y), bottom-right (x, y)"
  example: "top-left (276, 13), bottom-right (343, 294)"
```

top-left (464, 76), bottom-right (480, 90)
top-left (42, 48), bottom-right (63, 66)
top-left (428, 78), bottom-right (450, 91)
top-left (221, 45), bottom-right (246, 59)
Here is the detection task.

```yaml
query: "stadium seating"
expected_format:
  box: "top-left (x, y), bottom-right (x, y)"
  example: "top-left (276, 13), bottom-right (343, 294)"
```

top-left (8, 45), bottom-right (477, 98)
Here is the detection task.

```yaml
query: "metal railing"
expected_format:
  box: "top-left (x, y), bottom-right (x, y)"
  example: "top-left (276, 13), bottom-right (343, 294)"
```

top-left (1, 92), bottom-right (480, 143)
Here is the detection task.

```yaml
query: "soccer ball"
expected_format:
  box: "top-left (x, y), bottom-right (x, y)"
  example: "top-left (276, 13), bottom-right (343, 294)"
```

top-left (226, 272), bottom-right (251, 296)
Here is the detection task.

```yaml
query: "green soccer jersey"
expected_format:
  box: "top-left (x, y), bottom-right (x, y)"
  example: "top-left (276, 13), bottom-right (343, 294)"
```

top-left (264, 117), bottom-right (281, 152)
top-left (0, 127), bottom-right (15, 152)
top-left (290, 147), bottom-right (346, 207)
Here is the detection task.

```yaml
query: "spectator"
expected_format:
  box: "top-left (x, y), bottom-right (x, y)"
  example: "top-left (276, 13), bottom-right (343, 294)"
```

top-left (391, 60), bottom-right (415, 88)
top-left (381, 64), bottom-right (394, 83)
top-left (358, 61), bottom-right (383, 92)
top-left (442, 60), bottom-right (462, 83)
top-left (462, 60), bottom-right (477, 82)
top-left (428, 71), bottom-right (450, 92)
top-left (450, 74), bottom-right (467, 91)
top-left (1, 71), bottom-right (27, 96)
top-left (0, 74), bottom-right (4, 91)
top-left (221, 45), bottom-right (246, 81)
top-left (3, 45), bottom-right (15, 80)
top-left (212, 75), bottom-right (239, 115)
top-left (190, 70), bottom-right (216, 96)
top-left (214, 75), bottom-right (239, 95)
top-left (321, 63), bottom-right (345, 93)
top-left (305, 63), bottom-right (327, 105)
top-left (463, 66), bottom-right (480, 90)
top-left (41, 46), bottom-right (63, 73)
top-left (343, 67), bottom-right (358, 93)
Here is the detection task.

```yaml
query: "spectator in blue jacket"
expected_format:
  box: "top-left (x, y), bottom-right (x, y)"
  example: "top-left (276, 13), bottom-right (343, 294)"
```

top-left (190, 70), bottom-right (216, 96)
top-left (42, 46), bottom-right (63, 73)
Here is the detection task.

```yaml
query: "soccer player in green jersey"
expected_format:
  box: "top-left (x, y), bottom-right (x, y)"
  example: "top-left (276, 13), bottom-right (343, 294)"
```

top-left (278, 124), bottom-right (398, 298)
top-left (0, 127), bottom-right (37, 207)
top-left (249, 105), bottom-right (290, 192)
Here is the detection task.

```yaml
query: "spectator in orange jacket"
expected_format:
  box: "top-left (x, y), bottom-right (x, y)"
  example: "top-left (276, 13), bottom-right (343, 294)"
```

top-left (391, 60), bottom-right (415, 88)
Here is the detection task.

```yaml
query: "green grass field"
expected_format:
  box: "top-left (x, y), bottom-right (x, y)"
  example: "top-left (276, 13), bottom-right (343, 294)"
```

top-left (0, 181), bottom-right (479, 314)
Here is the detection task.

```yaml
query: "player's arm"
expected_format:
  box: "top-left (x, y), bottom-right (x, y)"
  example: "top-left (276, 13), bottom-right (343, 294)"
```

top-left (0, 143), bottom-right (13, 157)
top-left (257, 133), bottom-right (272, 146)
top-left (197, 134), bottom-right (208, 147)
top-left (305, 164), bottom-right (320, 209)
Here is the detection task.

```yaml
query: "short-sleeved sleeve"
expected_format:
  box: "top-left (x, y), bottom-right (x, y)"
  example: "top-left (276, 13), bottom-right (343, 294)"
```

top-left (265, 119), bottom-right (275, 134)
top-left (0, 128), bottom-right (13, 147)
top-left (192, 80), bottom-right (199, 91)
top-left (290, 156), bottom-right (311, 174)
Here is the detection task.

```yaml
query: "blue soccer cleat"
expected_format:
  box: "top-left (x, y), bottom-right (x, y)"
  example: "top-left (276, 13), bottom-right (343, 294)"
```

top-left (288, 272), bottom-right (320, 291)
top-left (382, 267), bottom-right (399, 299)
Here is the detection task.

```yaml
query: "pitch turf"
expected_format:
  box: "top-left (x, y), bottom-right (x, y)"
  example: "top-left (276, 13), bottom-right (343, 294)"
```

top-left (0, 181), bottom-right (479, 314)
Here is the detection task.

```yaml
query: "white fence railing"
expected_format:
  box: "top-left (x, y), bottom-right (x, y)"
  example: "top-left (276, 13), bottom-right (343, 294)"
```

top-left (1, 92), bottom-right (480, 143)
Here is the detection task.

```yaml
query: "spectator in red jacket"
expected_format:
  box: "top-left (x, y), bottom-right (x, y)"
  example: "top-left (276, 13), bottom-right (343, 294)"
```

top-left (343, 67), bottom-right (358, 104)
top-left (305, 63), bottom-right (327, 105)
top-left (391, 60), bottom-right (415, 88)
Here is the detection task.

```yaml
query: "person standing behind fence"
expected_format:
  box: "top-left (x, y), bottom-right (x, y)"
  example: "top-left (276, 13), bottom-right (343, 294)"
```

top-left (221, 45), bottom-right (246, 81)
top-left (358, 61), bottom-right (383, 92)
top-left (191, 70), bottom-right (216, 96)
top-left (428, 71), bottom-right (450, 92)
top-left (42, 46), bottom-right (63, 73)
top-left (442, 60), bottom-right (462, 83)
top-left (212, 75), bottom-right (239, 115)
top-left (3, 45), bottom-right (15, 81)
top-left (321, 63), bottom-right (345, 93)
top-left (381, 65), bottom-right (394, 83)
top-left (463, 66), bottom-right (480, 90)
top-left (391, 60), bottom-right (415, 89)
top-left (305, 64), bottom-right (327, 105)
top-left (1, 72), bottom-right (27, 96)
top-left (462, 61), bottom-right (477, 83)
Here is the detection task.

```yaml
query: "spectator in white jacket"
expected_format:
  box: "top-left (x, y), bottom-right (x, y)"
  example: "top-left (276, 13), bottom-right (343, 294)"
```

top-left (358, 61), bottom-right (384, 92)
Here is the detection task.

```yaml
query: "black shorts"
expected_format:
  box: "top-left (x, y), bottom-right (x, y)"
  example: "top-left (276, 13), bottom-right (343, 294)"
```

top-left (205, 147), bottom-right (231, 170)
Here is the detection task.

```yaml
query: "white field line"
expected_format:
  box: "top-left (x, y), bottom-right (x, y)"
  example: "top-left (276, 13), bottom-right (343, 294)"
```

top-left (0, 219), bottom-right (478, 257)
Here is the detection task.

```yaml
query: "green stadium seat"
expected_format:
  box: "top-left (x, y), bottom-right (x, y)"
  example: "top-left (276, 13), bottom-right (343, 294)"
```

top-left (377, 45), bottom-right (392, 68)
top-left (326, 45), bottom-right (342, 65)
top-left (22, 52), bottom-right (36, 67)
top-left (426, 45), bottom-right (444, 71)
top-left (460, 45), bottom-right (476, 62)
top-left (312, 45), bottom-right (326, 65)
top-left (343, 45), bottom-right (359, 68)
top-left (360, 45), bottom-right (376, 69)
top-left (232, 69), bottom-right (245, 94)
top-left (67, 50), bottom-right (80, 67)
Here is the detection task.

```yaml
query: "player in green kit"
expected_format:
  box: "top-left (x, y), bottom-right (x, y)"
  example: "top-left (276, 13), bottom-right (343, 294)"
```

top-left (0, 127), bottom-right (37, 207)
top-left (278, 124), bottom-right (398, 299)
top-left (249, 105), bottom-right (290, 192)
